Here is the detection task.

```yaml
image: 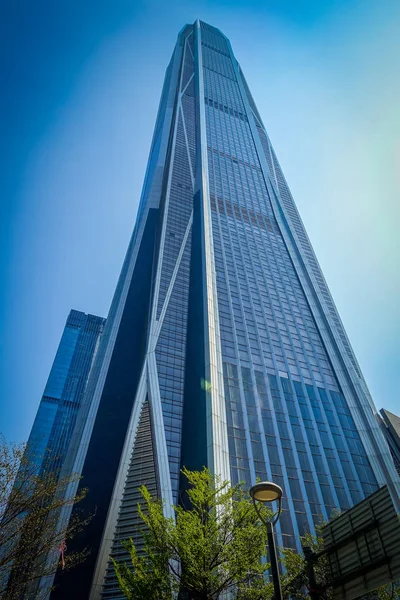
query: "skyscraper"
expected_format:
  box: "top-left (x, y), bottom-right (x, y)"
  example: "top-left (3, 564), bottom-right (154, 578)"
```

top-left (23, 309), bottom-right (106, 478)
top-left (50, 21), bottom-right (400, 600)
top-left (3, 310), bottom-right (105, 597)
top-left (377, 409), bottom-right (400, 476)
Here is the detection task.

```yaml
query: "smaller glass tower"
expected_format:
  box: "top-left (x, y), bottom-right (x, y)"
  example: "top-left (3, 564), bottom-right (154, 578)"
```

top-left (24, 309), bottom-right (105, 478)
top-left (3, 310), bottom-right (105, 598)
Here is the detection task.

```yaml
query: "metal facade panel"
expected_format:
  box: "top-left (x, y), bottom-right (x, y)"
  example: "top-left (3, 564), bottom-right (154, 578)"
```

top-left (322, 486), bottom-right (400, 600)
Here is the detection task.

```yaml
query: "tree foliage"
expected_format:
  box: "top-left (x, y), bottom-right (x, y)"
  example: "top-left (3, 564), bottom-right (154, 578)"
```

top-left (114, 469), bottom-right (400, 600)
top-left (0, 436), bottom-right (90, 600)
top-left (113, 468), bottom-right (274, 600)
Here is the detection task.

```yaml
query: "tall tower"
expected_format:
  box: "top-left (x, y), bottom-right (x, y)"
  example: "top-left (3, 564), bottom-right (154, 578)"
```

top-left (3, 310), bottom-right (105, 598)
top-left (50, 21), bottom-right (400, 600)
top-left (377, 409), bottom-right (400, 476)
top-left (23, 309), bottom-right (105, 478)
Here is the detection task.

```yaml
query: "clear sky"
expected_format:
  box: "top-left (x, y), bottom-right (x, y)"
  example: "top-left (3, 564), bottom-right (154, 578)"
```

top-left (1, 0), bottom-right (399, 442)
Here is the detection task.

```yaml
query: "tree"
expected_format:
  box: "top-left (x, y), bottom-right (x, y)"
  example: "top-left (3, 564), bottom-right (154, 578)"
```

top-left (0, 436), bottom-right (91, 600)
top-left (113, 467), bottom-right (274, 600)
top-left (113, 469), bottom-right (400, 600)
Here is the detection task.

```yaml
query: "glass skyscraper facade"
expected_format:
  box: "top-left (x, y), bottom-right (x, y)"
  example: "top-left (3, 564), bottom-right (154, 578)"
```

top-left (5, 310), bottom-right (105, 598)
top-left (24, 310), bottom-right (105, 477)
top-left (48, 21), bottom-right (400, 600)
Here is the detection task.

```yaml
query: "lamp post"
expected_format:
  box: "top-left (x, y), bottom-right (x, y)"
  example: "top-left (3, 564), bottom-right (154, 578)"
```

top-left (249, 482), bottom-right (283, 600)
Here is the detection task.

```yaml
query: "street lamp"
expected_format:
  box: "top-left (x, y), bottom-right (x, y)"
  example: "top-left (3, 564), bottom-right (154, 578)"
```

top-left (250, 481), bottom-right (283, 600)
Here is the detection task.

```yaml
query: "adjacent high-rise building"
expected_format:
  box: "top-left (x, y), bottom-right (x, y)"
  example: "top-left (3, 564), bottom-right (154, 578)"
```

top-left (23, 309), bottom-right (106, 478)
top-left (49, 21), bottom-right (400, 600)
top-left (4, 310), bottom-right (105, 598)
top-left (377, 409), bottom-right (400, 476)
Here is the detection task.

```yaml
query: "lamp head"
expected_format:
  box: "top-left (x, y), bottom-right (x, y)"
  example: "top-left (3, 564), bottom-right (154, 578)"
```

top-left (250, 481), bottom-right (283, 503)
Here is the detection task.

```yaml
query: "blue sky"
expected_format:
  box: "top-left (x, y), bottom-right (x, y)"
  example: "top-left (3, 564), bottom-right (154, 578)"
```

top-left (1, 0), bottom-right (399, 442)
